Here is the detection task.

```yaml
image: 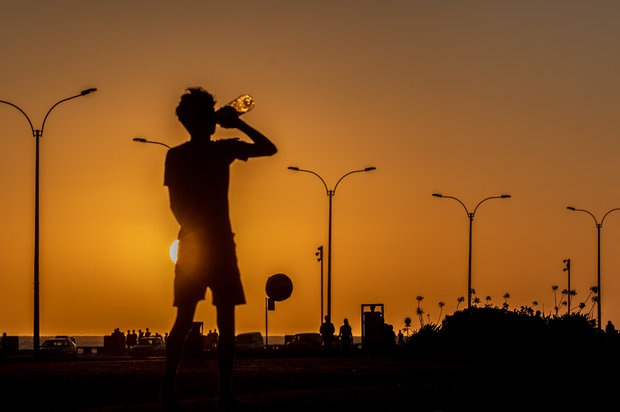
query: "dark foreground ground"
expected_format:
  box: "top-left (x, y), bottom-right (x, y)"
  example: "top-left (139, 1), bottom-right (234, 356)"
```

top-left (1, 348), bottom-right (619, 411)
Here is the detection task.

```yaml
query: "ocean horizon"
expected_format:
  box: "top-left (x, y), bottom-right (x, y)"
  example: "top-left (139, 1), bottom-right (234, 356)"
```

top-left (15, 335), bottom-right (364, 350)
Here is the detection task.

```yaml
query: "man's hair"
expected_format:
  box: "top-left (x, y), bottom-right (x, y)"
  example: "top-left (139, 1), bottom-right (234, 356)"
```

top-left (176, 87), bottom-right (216, 128)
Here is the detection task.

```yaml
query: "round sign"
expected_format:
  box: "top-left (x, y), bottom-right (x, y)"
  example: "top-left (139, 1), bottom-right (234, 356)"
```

top-left (265, 273), bottom-right (293, 302)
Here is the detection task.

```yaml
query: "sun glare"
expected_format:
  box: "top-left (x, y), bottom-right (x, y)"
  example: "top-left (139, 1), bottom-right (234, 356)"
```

top-left (170, 239), bottom-right (178, 263)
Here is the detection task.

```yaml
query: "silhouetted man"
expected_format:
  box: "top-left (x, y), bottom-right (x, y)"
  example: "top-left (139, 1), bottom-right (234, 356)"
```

top-left (161, 88), bottom-right (277, 408)
top-left (338, 318), bottom-right (353, 350)
top-left (320, 315), bottom-right (335, 350)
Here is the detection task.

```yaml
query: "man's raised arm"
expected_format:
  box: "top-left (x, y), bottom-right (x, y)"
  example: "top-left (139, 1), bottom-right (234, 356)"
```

top-left (218, 107), bottom-right (277, 157)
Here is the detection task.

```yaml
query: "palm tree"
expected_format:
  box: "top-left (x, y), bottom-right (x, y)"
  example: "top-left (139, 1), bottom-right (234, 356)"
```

top-left (583, 286), bottom-right (598, 304)
top-left (456, 296), bottom-right (465, 311)
top-left (552, 285), bottom-right (560, 315)
top-left (437, 301), bottom-right (445, 324)
top-left (485, 295), bottom-right (492, 308)
top-left (503, 292), bottom-right (510, 304)
top-left (473, 297), bottom-right (481, 307)
top-left (588, 296), bottom-right (599, 317)
top-left (416, 306), bottom-right (425, 327)
top-left (558, 289), bottom-right (568, 311)
top-left (567, 289), bottom-right (577, 314)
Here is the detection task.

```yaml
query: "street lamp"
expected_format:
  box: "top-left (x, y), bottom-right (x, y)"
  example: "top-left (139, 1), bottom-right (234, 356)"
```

top-left (566, 206), bottom-right (620, 329)
top-left (132, 137), bottom-right (171, 149)
top-left (433, 193), bottom-right (511, 309)
top-left (288, 166), bottom-right (376, 321)
top-left (0, 88), bottom-right (97, 355)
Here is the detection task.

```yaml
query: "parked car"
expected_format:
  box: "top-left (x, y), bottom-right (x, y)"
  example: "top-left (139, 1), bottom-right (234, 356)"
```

top-left (129, 336), bottom-right (166, 357)
top-left (286, 333), bottom-right (324, 350)
top-left (235, 332), bottom-right (264, 351)
top-left (39, 336), bottom-right (78, 357)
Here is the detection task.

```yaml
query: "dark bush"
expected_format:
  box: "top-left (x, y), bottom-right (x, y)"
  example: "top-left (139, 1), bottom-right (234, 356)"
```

top-left (404, 307), bottom-right (604, 356)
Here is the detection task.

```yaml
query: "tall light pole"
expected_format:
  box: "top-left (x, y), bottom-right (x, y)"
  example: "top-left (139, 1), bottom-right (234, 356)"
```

top-left (1, 88), bottom-right (97, 355)
top-left (566, 206), bottom-right (620, 329)
top-left (316, 245), bottom-right (324, 324)
top-left (432, 193), bottom-right (511, 309)
top-left (132, 137), bottom-right (171, 149)
top-left (288, 166), bottom-right (376, 321)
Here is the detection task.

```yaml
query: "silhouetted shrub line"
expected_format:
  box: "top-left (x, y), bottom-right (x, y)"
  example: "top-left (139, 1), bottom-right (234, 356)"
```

top-left (404, 307), bottom-right (617, 357)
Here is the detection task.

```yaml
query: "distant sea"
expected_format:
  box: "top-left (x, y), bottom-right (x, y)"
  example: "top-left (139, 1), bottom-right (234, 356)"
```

top-left (18, 335), bottom-right (290, 350)
top-left (17, 335), bottom-right (362, 350)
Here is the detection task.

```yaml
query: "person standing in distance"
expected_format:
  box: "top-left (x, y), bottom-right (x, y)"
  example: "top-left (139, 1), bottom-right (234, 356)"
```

top-left (338, 318), bottom-right (353, 350)
top-left (161, 88), bottom-right (277, 408)
top-left (320, 315), bottom-right (335, 350)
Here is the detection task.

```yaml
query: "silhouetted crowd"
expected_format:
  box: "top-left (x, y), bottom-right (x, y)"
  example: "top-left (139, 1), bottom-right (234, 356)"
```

top-left (106, 327), bottom-right (168, 353)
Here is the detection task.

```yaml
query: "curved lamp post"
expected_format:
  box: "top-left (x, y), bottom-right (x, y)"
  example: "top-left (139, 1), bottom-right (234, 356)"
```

top-left (566, 206), bottom-right (620, 329)
top-left (0, 88), bottom-right (97, 355)
top-left (433, 193), bottom-right (511, 309)
top-left (288, 166), bottom-right (376, 320)
top-left (132, 137), bottom-right (171, 149)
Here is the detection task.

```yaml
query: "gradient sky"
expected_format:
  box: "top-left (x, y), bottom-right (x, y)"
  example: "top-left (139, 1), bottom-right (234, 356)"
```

top-left (2, 1), bottom-right (620, 337)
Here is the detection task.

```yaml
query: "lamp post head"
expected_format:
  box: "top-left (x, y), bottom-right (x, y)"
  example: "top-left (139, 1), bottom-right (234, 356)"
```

top-left (567, 206), bottom-right (576, 211)
top-left (80, 88), bottom-right (97, 96)
top-left (501, 194), bottom-right (511, 198)
top-left (364, 167), bottom-right (376, 171)
top-left (133, 137), bottom-right (147, 143)
top-left (432, 193), bottom-right (443, 198)
top-left (288, 166), bottom-right (300, 171)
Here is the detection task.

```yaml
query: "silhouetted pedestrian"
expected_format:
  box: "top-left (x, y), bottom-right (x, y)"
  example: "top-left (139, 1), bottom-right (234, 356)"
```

top-left (339, 318), bottom-right (353, 350)
top-left (606, 320), bottom-right (616, 335)
top-left (320, 315), bottom-right (335, 350)
top-left (397, 329), bottom-right (404, 345)
top-left (383, 324), bottom-right (396, 349)
top-left (127, 330), bottom-right (137, 348)
top-left (161, 88), bottom-right (276, 409)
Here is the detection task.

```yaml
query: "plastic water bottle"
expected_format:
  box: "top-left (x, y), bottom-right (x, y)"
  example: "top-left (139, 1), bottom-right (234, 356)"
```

top-left (224, 94), bottom-right (255, 114)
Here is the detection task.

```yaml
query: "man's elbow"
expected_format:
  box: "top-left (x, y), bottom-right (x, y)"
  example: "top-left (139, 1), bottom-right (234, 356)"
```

top-left (260, 143), bottom-right (277, 157)
top-left (267, 145), bottom-right (278, 156)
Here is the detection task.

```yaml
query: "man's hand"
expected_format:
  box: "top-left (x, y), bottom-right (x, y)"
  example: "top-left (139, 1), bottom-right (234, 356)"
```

top-left (216, 106), bottom-right (243, 129)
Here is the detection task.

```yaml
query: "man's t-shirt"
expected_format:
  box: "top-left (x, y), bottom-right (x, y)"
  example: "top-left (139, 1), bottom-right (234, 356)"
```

top-left (164, 138), bottom-right (251, 239)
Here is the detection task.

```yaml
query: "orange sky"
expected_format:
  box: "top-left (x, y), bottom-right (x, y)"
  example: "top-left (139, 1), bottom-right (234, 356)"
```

top-left (2, 1), bottom-right (620, 337)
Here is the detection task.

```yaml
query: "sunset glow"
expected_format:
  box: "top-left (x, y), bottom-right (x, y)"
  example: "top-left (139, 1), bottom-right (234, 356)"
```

top-left (2, 1), bottom-right (620, 339)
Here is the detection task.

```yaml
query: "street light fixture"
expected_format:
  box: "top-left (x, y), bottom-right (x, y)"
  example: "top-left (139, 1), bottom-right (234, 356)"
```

top-left (566, 206), bottom-right (620, 329)
top-left (0, 88), bottom-right (97, 355)
top-left (288, 166), bottom-right (376, 321)
top-left (433, 193), bottom-right (511, 309)
top-left (132, 137), bottom-right (171, 149)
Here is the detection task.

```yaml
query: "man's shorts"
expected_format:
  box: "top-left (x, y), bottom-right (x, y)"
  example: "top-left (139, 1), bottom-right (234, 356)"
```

top-left (173, 232), bottom-right (246, 307)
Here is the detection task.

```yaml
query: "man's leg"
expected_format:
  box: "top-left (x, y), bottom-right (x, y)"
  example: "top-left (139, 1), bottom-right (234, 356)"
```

top-left (216, 304), bottom-right (235, 402)
top-left (162, 303), bottom-right (197, 406)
